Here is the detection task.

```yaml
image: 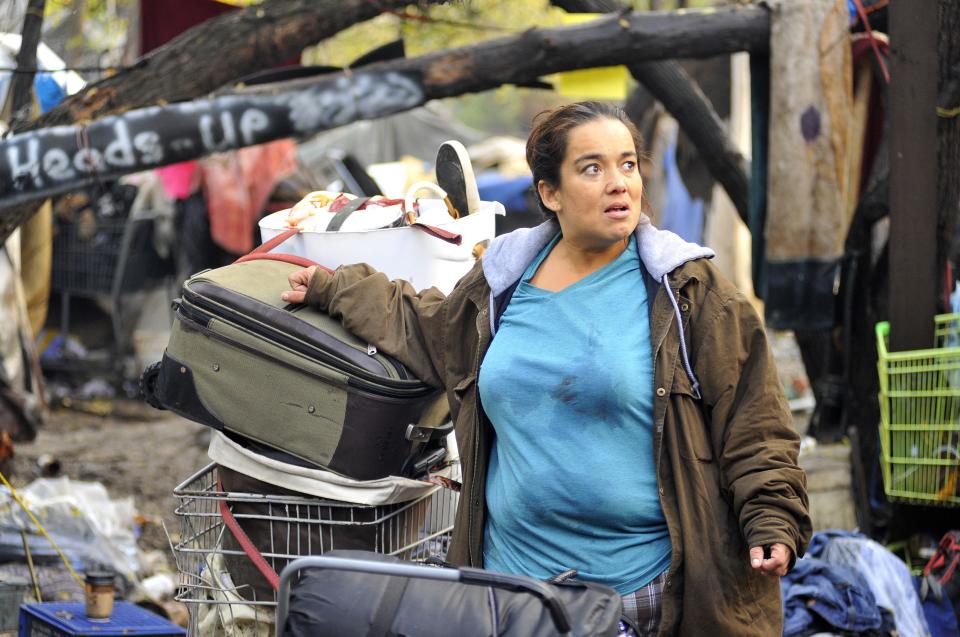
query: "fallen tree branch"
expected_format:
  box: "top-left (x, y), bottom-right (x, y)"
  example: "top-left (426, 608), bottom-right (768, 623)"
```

top-left (0, 4), bottom-right (769, 240)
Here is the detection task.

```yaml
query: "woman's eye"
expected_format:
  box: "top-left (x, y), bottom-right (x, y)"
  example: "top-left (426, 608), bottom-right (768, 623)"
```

top-left (583, 164), bottom-right (600, 175)
top-left (622, 160), bottom-right (636, 171)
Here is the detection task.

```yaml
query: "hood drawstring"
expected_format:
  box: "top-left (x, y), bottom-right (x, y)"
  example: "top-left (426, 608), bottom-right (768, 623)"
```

top-left (489, 289), bottom-right (497, 336)
top-left (663, 274), bottom-right (702, 400)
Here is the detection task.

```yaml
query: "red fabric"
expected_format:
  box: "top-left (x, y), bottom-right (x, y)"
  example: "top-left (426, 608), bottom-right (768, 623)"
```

top-left (140, 0), bottom-right (300, 66)
top-left (140, 0), bottom-right (237, 55)
top-left (217, 480), bottom-right (280, 592)
top-left (155, 161), bottom-right (199, 199)
top-left (201, 139), bottom-right (299, 254)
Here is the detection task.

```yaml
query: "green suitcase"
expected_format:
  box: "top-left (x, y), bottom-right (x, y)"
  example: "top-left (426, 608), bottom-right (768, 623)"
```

top-left (143, 255), bottom-right (442, 481)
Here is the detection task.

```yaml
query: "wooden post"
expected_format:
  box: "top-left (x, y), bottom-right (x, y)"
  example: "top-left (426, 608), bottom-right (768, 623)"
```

top-left (939, 2), bottom-right (960, 307)
top-left (888, 0), bottom-right (939, 351)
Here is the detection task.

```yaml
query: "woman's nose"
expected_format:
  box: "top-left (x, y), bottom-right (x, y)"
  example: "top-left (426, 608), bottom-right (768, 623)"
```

top-left (606, 173), bottom-right (627, 192)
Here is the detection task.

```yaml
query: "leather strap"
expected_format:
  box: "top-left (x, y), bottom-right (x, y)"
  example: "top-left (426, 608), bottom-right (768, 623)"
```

top-left (326, 197), bottom-right (370, 232)
top-left (234, 227), bottom-right (334, 271)
top-left (218, 479), bottom-right (280, 591)
top-left (235, 252), bottom-right (332, 272)
top-left (411, 223), bottom-right (462, 245)
top-left (244, 227), bottom-right (299, 257)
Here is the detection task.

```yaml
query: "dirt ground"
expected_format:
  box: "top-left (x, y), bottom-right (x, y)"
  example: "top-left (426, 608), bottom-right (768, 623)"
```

top-left (9, 402), bottom-right (209, 555)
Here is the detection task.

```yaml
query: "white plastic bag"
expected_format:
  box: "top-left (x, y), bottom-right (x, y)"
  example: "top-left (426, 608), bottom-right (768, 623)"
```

top-left (0, 477), bottom-right (140, 581)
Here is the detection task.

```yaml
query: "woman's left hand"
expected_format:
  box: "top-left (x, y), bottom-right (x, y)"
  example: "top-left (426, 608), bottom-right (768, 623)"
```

top-left (749, 543), bottom-right (792, 577)
top-left (282, 265), bottom-right (319, 304)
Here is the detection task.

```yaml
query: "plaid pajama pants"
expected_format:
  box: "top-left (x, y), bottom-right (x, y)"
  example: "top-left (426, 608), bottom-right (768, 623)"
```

top-left (618, 569), bottom-right (668, 637)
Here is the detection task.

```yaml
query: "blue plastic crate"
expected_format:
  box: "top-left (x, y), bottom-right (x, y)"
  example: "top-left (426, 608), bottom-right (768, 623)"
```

top-left (18, 602), bottom-right (186, 636)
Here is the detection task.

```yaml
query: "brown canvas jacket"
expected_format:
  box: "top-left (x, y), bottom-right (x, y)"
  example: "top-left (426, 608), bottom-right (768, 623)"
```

top-left (304, 220), bottom-right (812, 636)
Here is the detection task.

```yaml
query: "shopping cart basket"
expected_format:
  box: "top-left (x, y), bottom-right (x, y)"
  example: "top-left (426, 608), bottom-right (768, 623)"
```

top-left (170, 463), bottom-right (459, 636)
top-left (876, 314), bottom-right (960, 506)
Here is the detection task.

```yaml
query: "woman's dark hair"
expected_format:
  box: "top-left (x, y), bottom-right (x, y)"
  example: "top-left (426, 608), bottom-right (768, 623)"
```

top-left (525, 101), bottom-right (644, 219)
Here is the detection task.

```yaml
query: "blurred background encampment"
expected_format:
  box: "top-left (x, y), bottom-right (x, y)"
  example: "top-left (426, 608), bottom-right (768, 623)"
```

top-left (0, 0), bottom-right (957, 635)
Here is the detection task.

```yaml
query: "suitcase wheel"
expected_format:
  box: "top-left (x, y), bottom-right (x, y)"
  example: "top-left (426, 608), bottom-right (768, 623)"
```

top-left (140, 361), bottom-right (165, 410)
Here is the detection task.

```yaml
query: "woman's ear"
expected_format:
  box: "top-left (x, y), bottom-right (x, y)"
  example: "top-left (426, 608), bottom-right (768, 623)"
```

top-left (538, 180), bottom-right (560, 214)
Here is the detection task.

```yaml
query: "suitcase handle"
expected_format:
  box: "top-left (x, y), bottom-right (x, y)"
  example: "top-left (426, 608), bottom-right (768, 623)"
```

top-left (275, 556), bottom-right (574, 636)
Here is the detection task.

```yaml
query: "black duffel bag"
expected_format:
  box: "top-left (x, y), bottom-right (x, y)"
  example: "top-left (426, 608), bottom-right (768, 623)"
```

top-left (277, 550), bottom-right (626, 636)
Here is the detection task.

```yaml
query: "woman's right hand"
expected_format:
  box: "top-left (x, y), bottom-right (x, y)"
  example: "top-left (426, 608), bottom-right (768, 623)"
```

top-left (281, 265), bottom-right (318, 304)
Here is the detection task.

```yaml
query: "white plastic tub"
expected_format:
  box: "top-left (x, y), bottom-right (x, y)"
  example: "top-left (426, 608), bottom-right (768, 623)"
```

top-left (258, 199), bottom-right (501, 294)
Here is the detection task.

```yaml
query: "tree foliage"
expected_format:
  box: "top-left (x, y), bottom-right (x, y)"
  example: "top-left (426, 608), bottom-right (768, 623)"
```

top-left (41, 0), bottom-right (138, 69)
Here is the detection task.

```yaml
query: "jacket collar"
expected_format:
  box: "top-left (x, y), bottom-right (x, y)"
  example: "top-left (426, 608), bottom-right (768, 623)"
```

top-left (481, 219), bottom-right (715, 297)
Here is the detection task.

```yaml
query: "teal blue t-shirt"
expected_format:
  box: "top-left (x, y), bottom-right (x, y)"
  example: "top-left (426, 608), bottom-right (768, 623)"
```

top-left (478, 234), bottom-right (671, 595)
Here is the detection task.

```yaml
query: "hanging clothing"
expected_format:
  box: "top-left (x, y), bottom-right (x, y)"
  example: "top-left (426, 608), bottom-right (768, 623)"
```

top-left (200, 139), bottom-right (298, 255)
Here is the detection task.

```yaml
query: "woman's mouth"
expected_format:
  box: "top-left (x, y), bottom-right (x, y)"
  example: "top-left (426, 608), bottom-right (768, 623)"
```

top-left (604, 203), bottom-right (631, 220)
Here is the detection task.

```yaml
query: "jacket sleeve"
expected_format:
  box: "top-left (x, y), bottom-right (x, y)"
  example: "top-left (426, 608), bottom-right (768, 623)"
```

top-left (694, 286), bottom-right (812, 561)
top-left (303, 263), bottom-right (450, 390)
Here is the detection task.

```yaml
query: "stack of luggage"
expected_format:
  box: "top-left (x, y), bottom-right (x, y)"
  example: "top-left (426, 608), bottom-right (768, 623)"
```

top-left (143, 147), bottom-right (485, 633)
top-left (141, 250), bottom-right (448, 482)
top-left (142, 242), bottom-right (459, 610)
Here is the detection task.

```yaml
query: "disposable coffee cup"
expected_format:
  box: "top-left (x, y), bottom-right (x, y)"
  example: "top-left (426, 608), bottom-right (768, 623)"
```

top-left (84, 570), bottom-right (116, 620)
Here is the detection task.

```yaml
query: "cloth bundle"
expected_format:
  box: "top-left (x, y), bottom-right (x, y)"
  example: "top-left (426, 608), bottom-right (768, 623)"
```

top-left (782, 530), bottom-right (930, 637)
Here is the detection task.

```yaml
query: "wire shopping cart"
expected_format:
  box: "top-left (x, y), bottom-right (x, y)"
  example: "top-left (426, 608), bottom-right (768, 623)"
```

top-left (876, 314), bottom-right (960, 506)
top-left (170, 463), bottom-right (459, 636)
top-left (48, 210), bottom-right (174, 381)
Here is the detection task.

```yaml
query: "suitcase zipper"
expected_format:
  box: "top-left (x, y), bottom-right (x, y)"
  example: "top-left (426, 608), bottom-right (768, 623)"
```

top-left (179, 292), bottom-right (417, 389)
top-left (175, 303), bottom-right (432, 399)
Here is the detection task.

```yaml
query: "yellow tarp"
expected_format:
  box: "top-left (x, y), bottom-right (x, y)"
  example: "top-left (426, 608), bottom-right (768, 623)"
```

top-left (552, 13), bottom-right (629, 101)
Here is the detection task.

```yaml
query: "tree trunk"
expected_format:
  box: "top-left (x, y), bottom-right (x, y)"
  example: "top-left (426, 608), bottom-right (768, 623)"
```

top-left (549, 0), bottom-right (750, 222)
top-left (7, 0), bottom-right (45, 125)
top-left (13, 0), bottom-right (447, 135)
top-left (889, 1), bottom-right (939, 349)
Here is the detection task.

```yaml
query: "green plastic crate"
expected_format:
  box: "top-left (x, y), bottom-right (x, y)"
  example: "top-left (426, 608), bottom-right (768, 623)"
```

top-left (876, 314), bottom-right (960, 506)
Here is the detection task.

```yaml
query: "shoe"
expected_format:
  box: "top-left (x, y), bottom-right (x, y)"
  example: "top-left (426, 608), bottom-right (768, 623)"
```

top-left (435, 140), bottom-right (480, 217)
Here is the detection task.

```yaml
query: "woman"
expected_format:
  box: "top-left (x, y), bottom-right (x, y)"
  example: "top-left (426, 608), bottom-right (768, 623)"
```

top-left (281, 101), bottom-right (811, 636)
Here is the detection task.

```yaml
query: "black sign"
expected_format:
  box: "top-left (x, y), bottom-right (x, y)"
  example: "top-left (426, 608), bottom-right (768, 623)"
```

top-left (0, 70), bottom-right (425, 206)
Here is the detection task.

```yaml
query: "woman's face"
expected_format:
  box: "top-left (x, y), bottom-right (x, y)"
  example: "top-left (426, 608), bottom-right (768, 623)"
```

top-left (538, 117), bottom-right (643, 251)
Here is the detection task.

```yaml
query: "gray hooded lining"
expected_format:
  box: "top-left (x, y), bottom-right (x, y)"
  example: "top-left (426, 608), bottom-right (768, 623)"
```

top-left (481, 219), bottom-right (714, 395)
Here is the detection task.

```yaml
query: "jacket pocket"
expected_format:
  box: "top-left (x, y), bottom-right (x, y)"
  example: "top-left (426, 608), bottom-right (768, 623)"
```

top-left (671, 372), bottom-right (714, 462)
